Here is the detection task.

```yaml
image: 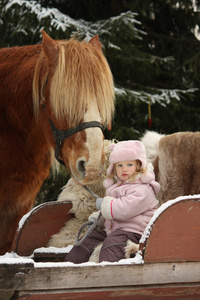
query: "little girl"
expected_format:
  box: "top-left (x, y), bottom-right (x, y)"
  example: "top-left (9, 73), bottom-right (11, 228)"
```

top-left (65, 140), bottom-right (160, 263)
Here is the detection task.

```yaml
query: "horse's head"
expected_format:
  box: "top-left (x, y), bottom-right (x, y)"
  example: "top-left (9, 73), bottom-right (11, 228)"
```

top-left (33, 31), bottom-right (115, 185)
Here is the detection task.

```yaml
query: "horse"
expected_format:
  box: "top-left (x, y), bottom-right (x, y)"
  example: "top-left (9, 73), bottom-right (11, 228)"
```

top-left (141, 131), bottom-right (200, 204)
top-left (0, 31), bottom-right (115, 255)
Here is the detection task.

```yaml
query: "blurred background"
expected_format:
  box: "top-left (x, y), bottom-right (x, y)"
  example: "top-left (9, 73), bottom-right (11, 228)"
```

top-left (1, 0), bottom-right (200, 203)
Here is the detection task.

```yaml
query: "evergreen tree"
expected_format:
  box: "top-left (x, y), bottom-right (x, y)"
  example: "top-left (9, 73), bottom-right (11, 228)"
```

top-left (1, 0), bottom-right (200, 202)
top-left (123, 0), bottom-right (200, 133)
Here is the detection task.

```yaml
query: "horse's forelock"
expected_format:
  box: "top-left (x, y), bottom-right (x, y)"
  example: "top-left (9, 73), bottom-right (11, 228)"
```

top-left (49, 39), bottom-right (115, 127)
top-left (32, 50), bottom-right (48, 120)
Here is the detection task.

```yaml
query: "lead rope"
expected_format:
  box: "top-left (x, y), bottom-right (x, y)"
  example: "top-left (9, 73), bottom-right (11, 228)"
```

top-left (74, 186), bottom-right (102, 246)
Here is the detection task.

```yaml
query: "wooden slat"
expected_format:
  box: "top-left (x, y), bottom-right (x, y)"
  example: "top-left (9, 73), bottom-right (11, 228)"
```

top-left (17, 285), bottom-right (200, 300)
top-left (1, 261), bottom-right (200, 291)
top-left (24, 262), bottom-right (200, 290)
top-left (11, 201), bottom-right (74, 256)
top-left (33, 251), bottom-right (67, 262)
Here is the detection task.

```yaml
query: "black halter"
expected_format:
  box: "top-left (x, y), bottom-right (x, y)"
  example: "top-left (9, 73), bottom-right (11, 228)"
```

top-left (43, 105), bottom-right (103, 165)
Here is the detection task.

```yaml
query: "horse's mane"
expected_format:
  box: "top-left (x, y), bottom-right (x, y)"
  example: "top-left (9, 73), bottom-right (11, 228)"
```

top-left (33, 38), bottom-right (115, 127)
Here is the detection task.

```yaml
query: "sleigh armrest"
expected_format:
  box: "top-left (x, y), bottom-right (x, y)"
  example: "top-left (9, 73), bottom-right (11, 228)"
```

top-left (11, 201), bottom-right (74, 256)
top-left (139, 196), bottom-right (200, 263)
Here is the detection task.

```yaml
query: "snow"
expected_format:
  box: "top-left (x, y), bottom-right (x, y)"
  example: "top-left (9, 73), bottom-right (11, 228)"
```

top-left (0, 248), bottom-right (143, 268)
top-left (34, 251), bottom-right (143, 268)
top-left (5, 0), bottom-right (93, 35)
top-left (0, 252), bottom-right (33, 265)
top-left (18, 202), bottom-right (47, 230)
top-left (18, 208), bottom-right (35, 230)
top-left (108, 42), bottom-right (121, 51)
top-left (3, 1), bottom-right (145, 53)
top-left (32, 245), bottom-right (143, 267)
top-left (34, 246), bottom-right (73, 254)
top-left (114, 86), bottom-right (197, 106)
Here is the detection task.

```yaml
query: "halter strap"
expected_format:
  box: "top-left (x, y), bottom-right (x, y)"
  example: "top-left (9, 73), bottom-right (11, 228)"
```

top-left (43, 104), bottom-right (103, 165)
top-left (48, 118), bottom-right (103, 165)
top-left (48, 118), bottom-right (103, 143)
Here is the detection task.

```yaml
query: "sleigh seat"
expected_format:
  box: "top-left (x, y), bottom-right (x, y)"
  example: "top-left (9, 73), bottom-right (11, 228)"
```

top-left (11, 195), bottom-right (200, 263)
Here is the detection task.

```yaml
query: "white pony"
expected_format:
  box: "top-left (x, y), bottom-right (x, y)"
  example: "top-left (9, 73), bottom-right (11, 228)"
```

top-left (141, 130), bottom-right (200, 204)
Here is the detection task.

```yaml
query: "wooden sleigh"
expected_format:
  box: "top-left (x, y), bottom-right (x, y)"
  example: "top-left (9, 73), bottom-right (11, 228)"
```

top-left (0, 195), bottom-right (200, 300)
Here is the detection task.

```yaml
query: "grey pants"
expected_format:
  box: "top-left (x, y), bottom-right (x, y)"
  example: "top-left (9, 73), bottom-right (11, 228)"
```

top-left (65, 228), bottom-right (141, 263)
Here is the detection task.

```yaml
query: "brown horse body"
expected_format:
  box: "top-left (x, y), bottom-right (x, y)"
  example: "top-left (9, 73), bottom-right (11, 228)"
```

top-left (0, 32), bottom-right (114, 254)
top-left (141, 131), bottom-right (200, 204)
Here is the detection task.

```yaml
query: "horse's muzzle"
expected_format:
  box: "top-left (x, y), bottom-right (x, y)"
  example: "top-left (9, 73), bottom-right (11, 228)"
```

top-left (75, 158), bottom-right (103, 184)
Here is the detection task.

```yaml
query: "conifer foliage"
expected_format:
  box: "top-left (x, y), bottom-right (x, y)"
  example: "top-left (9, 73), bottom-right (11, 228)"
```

top-left (1, 0), bottom-right (200, 201)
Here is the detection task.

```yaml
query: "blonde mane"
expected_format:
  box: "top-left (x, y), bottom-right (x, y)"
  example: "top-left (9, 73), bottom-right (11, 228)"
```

top-left (33, 38), bottom-right (115, 127)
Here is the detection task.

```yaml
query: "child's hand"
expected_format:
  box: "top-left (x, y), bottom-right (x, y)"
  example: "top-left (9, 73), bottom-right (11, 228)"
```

top-left (88, 211), bottom-right (100, 222)
top-left (88, 211), bottom-right (100, 229)
top-left (96, 197), bottom-right (103, 210)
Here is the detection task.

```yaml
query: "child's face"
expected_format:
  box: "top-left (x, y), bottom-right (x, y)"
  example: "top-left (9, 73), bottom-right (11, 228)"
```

top-left (115, 160), bottom-right (137, 182)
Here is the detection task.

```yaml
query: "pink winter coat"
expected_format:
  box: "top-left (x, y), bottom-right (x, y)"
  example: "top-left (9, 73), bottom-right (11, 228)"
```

top-left (101, 169), bottom-right (160, 236)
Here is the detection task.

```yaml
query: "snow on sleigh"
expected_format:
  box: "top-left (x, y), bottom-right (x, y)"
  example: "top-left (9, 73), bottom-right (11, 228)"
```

top-left (1, 194), bottom-right (200, 300)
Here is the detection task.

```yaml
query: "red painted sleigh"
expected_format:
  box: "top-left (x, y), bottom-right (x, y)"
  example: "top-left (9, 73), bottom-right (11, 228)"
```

top-left (0, 195), bottom-right (200, 300)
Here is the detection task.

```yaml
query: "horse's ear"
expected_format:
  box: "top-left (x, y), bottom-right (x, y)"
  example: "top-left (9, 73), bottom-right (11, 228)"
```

top-left (41, 30), bottom-right (57, 64)
top-left (89, 35), bottom-right (102, 51)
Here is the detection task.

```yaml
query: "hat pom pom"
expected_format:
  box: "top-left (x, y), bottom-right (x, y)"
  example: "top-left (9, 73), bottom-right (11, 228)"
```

top-left (103, 178), bottom-right (114, 189)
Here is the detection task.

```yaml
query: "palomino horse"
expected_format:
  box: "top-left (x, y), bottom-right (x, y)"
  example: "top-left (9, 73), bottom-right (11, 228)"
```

top-left (141, 131), bottom-right (200, 204)
top-left (0, 31), bottom-right (115, 255)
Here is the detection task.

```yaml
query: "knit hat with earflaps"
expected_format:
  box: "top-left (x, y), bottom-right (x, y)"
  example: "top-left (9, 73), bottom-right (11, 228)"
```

top-left (106, 140), bottom-right (147, 176)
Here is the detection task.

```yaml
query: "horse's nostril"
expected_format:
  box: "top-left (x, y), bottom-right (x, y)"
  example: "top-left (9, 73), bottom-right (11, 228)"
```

top-left (77, 159), bottom-right (86, 175)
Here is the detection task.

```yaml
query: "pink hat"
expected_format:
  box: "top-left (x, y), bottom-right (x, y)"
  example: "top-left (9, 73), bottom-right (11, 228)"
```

top-left (107, 140), bottom-right (147, 175)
